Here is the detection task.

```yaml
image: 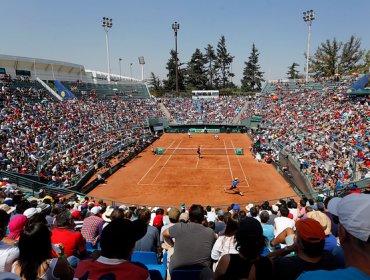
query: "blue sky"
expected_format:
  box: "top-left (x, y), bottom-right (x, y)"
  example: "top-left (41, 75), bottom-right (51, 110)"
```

top-left (1, 0), bottom-right (369, 84)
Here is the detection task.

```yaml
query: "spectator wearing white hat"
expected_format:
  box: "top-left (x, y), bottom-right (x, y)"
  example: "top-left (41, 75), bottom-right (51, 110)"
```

top-left (298, 194), bottom-right (370, 279)
top-left (81, 206), bottom-right (104, 247)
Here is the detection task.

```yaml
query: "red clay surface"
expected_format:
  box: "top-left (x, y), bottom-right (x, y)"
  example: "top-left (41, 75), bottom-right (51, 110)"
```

top-left (89, 134), bottom-right (296, 207)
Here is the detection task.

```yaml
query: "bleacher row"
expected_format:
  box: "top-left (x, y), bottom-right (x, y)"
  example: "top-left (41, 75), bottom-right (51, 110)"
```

top-left (0, 180), bottom-right (369, 279)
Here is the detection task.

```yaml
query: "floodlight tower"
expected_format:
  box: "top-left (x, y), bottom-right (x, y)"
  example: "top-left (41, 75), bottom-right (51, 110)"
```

top-left (102, 17), bottom-right (113, 82)
top-left (138, 56), bottom-right (145, 81)
top-left (130, 63), bottom-right (133, 81)
top-left (172, 21), bottom-right (180, 94)
top-left (119, 58), bottom-right (122, 81)
top-left (303, 10), bottom-right (315, 82)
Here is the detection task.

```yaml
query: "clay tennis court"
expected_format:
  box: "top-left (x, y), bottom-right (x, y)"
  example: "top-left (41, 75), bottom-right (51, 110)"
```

top-left (89, 134), bottom-right (295, 207)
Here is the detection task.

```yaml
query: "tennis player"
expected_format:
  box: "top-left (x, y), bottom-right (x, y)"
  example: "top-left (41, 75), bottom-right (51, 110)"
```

top-left (197, 145), bottom-right (201, 159)
top-left (225, 178), bottom-right (243, 196)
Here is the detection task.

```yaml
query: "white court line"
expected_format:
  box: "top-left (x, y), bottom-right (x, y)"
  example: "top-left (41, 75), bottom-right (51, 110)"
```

top-left (231, 140), bottom-right (250, 187)
top-left (137, 182), bottom-right (250, 187)
top-left (195, 157), bottom-right (200, 168)
top-left (162, 166), bottom-right (229, 170)
top-left (150, 139), bottom-right (183, 183)
top-left (223, 139), bottom-right (234, 180)
top-left (137, 140), bottom-right (175, 185)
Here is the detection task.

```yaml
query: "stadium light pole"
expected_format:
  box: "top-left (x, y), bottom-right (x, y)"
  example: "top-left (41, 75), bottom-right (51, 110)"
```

top-left (172, 21), bottom-right (180, 94)
top-left (130, 63), bottom-right (133, 81)
top-left (138, 56), bottom-right (145, 81)
top-left (102, 17), bottom-right (113, 83)
top-left (303, 10), bottom-right (315, 83)
top-left (119, 58), bottom-right (122, 81)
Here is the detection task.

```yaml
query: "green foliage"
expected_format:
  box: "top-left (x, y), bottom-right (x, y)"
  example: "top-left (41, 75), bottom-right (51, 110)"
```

top-left (363, 50), bottom-right (370, 74)
top-left (204, 44), bottom-right (217, 89)
top-left (148, 72), bottom-right (162, 92)
top-left (186, 48), bottom-right (208, 89)
top-left (163, 50), bottom-right (186, 92)
top-left (241, 43), bottom-right (264, 92)
top-left (216, 35), bottom-right (234, 88)
top-left (286, 62), bottom-right (300, 79)
top-left (310, 35), bottom-right (365, 77)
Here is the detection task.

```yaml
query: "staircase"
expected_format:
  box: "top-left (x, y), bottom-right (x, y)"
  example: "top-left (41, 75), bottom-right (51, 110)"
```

top-left (36, 77), bottom-right (63, 101)
top-left (158, 103), bottom-right (176, 124)
top-left (233, 101), bottom-right (250, 124)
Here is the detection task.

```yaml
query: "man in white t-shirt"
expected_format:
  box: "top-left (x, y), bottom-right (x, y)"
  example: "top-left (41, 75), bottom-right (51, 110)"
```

top-left (0, 209), bottom-right (19, 272)
top-left (274, 206), bottom-right (295, 238)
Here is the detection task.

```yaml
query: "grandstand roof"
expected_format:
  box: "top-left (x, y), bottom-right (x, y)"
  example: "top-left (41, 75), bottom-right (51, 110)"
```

top-left (0, 54), bottom-right (86, 81)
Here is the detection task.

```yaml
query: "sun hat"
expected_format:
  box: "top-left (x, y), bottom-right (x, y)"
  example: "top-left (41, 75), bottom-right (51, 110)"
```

top-left (102, 206), bottom-right (115, 222)
top-left (90, 206), bottom-right (101, 215)
top-left (245, 203), bottom-right (254, 211)
top-left (307, 210), bottom-right (332, 235)
top-left (23, 207), bottom-right (41, 219)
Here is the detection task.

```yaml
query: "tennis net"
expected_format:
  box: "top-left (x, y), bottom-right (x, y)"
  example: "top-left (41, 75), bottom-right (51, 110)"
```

top-left (156, 147), bottom-right (244, 155)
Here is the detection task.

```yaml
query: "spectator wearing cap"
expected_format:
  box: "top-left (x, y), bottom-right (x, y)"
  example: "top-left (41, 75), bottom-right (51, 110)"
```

top-left (211, 213), bottom-right (239, 271)
top-left (215, 218), bottom-right (270, 279)
top-left (81, 206), bottom-right (104, 247)
top-left (163, 204), bottom-right (216, 272)
top-left (71, 210), bottom-right (83, 231)
top-left (232, 204), bottom-right (240, 213)
top-left (7, 215), bottom-right (27, 241)
top-left (261, 218), bottom-right (340, 280)
top-left (134, 208), bottom-right (160, 254)
top-left (307, 210), bottom-right (337, 252)
top-left (74, 219), bottom-right (149, 280)
top-left (0, 209), bottom-right (19, 272)
top-left (298, 194), bottom-right (370, 280)
top-left (51, 210), bottom-right (86, 264)
top-left (179, 212), bottom-right (189, 223)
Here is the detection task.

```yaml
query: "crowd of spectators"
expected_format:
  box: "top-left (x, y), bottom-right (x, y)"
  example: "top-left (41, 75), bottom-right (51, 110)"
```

top-left (0, 180), bottom-right (369, 279)
top-left (160, 96), bottom-right (248, 124)
top-left (246, 80), bottom-right (370, 192)
top-left (0, 84), bottom-right (163, 187)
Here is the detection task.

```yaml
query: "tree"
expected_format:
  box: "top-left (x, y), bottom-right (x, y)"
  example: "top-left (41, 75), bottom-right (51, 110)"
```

top-left (216, 35), bottom-right (234, 88)
top-left (340, 35), bottom-right (365, 74)
top-left (361, 50), bottom-right (370, 74)
top-left (163, 50), bottom-right (185, 92)
top-left (204, 44), bottom-right (217, 89)
top-left (241, 43), bottom-right (264, 92)
top-left (310, 35), bottom-right (365, 77)
top-left (148, 72), bottom-right (162, 92)
top-left (186, 48), bottom-right (208, 89)
top-left (286, 62), bottom-right (300, 79)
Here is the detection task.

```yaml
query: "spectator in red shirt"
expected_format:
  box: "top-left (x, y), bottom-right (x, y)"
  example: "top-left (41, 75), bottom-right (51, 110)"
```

top-left (74, 219), bottom-right (149, 280)
top-left (51, 210), bottom-right (86, 266)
